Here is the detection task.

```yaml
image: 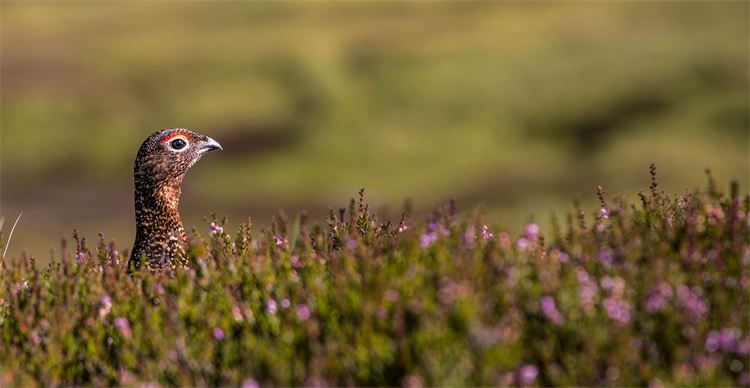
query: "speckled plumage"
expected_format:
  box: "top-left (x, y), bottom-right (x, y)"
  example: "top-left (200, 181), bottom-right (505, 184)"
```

top-left (128, 128), bottom-right (222, 272)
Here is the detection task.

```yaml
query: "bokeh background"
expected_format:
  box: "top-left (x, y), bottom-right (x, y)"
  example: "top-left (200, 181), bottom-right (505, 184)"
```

top-left (1, 2), bottom-right (748, 259)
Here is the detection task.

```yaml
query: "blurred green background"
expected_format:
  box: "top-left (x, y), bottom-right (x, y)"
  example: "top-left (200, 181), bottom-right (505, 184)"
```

top-left (1, 2), bottom-right (748, 259)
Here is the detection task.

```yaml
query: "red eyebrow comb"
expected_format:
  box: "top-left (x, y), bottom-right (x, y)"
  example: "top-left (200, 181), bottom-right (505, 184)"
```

top-left (160, 132), bottom-right (189, 144)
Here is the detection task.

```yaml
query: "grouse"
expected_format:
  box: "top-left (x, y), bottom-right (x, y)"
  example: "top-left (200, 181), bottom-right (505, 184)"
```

top-left (128, 128), bottom-right (222, 272)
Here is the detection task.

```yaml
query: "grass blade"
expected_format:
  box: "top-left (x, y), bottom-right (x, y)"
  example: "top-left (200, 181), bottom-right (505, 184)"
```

top-left (2, 211), bottom-right (23, 261)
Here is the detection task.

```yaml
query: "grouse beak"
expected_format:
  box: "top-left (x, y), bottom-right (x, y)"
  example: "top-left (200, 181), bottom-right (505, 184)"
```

top-left (200, 137), bottom-right (223, 153)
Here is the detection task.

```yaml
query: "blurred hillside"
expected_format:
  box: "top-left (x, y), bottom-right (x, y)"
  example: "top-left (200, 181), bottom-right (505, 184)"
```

top-left (1, 2), bottom-right (748, 259)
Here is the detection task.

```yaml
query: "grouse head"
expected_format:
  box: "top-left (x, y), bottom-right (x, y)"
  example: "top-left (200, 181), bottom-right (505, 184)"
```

top-left (129, 128), bottom-right (222, 272)
top-left (134, 129), bottom-right (223, 188)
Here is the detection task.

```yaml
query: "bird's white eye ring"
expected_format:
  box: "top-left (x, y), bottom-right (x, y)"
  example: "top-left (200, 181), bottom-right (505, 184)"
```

top-left (166, 136), bottom-right (189, 152)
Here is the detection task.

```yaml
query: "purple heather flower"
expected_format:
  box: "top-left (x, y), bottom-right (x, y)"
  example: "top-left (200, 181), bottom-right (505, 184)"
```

top-left (676, 285), bottom-right (708, 321)
top-left (212, 328), bottom-right (225, 340)
top-left (599, 207), bottom-right (609, 219)
top-left (719, 328), bottom-right (740, 352)
top-left (296, 304), bottom-right (311, 321)
top-left (645, 282), bottom-right (673, 313)
top-left (346, 239), bottom-right (357, 251)
top-left (420, 231), bottom-right (438, 248)
top-left (99, 295), bottom-right (113, 318)
top-left (646, 293), bottom-right (667, 313)
top-left (241, 379), bottom-right (259, 388)
top-left (154, 283), bottom-right (165, 295)
top-left (208, 222), bottom-right (223, 234)
top-left (114, 317), bottom-right (132, 339)
top-left (75, 251), bottom-right (85, 262)
top-left (114, 317), bottom-right (128, 329)
top-left (602, 297), bottom-right (631, 326)
top-left (232, 305), bottom-right (244, 322)
top-left (274, 235), bottom-right (286, 249)
top-left (523, 223), bottom-right (540, 239)
top-left (266, 299), bottom-right (278, 315)
top-left (705, 331), bottom-right (721, 352)
top-left (576, 268), bottom-right (590, 284)
top-left (280, 298), bottom-right (291, 309)
top-left (481, 225), bottom-right (494, 240)
top-left (518, 364), bottom-right (538, 385)
top-left (579, 284), bottom-right (597, 304)
top-left (597, 247), bottom-right (614, 267)
top-left (516, 238), bottom-right (529, 251)
top-left (540, 296), bottom-right (565, 325)
top-left (735, 338), bottom-right (750, 356)
top-left (290, 255), bottom-right (302, 268)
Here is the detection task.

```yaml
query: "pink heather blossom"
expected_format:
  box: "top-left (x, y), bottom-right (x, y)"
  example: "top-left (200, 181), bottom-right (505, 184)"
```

top-left (579, 284), bottom-right (597, 308)
top-left (75, 251), bottom-right (85, 262)
top-left (705, 331), bottom-right (721, 352)
top-left (266, 299), bottom-right (278, 315)
top-left (420, 231), bottom-right (438, 248)
top-left (295, 304), bottom-right (311, 321)
top-left (290, 255), bottom-right (302, 268)
top-left (735, 338), bottom-right (750, 356)
top-left (420, 222), bottom-right (447, 248)
top-left (274, 235), bottom-right (287, 249)
top-left (540, 296), bottom-right (565, 325)
top-left (481, 225), bottom-right (494, 240)
top-left (523, 223), bottom-right (540, 239)
top-left (719, 328), bottom-right (740, 352)
top-left (602, 297), bottom-right (631, 325)
top-left (212, 328), bottom-right (225, 340)
top-left (241, 378), bottom-right (260, 388)
top-left (576, 268), bottom-right (590, 284)
top-left (550, 249), bottom-right (569, 263)
top-left (280, 299), bottom-right (291, 309)
top-left (516, 238), bottom-right (529, 251)
top-left (597, 247), bottom-right (614, 267)
top-left (232, 305), bottom-right (243, 322)
top-left (114, 317), bottom-right (132, 339)
top-left (518, 364), bottom-right (538, 385)
top-left (346, 239), bottom-right (357, 251)
top-left (99, 295), bottom-right (112, 318)
top-left (645, 282), bottom-right (673, 313)
top-left (599, 207), bottom-right (609, 219)
top-left (676, 285), bottom-right (708, 321)
top-left (208, 222), bottom-right (223, 234)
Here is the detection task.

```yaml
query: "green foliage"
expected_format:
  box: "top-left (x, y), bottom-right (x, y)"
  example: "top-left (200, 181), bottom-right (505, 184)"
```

top-left (1, 170), bottom-right (748, 386)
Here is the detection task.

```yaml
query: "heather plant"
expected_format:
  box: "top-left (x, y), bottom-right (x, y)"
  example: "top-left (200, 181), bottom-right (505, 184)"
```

top-left (0, 169), bottom-right (748, 386)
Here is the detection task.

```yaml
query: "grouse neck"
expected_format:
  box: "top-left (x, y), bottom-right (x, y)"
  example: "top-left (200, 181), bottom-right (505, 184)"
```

top-left (134, 177), bottom-right (185, 233)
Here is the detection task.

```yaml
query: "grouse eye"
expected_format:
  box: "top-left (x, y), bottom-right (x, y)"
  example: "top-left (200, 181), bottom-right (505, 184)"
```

top-left (170, 138), bottom-right (187, 150)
